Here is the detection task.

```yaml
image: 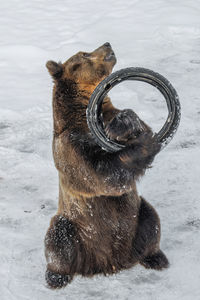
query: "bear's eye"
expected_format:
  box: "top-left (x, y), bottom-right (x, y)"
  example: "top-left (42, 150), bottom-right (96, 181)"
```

top-left (82, 53), bottom-right (90, 58)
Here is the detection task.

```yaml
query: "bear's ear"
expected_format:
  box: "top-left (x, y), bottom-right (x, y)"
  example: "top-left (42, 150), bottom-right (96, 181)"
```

top-left (46, 60), bottom-right (63, 80)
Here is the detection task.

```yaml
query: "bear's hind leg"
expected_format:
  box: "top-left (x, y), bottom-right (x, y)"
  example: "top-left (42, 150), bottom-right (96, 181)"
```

top-left (140, 249), bottom-right (169, 270)
top-left (45, 270), bottom-right (72, 289)
top-left (132, 197), bottom-right (169, 270)
top-left (44, 215), bottom-right (80, 288)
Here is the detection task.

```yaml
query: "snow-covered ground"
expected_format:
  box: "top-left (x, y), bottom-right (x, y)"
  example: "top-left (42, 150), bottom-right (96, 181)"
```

top-left (0, 0), bottom-right (200, 299)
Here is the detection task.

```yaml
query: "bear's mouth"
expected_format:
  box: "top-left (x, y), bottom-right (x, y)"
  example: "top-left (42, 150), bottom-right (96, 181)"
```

top-left (104, 51), bottom-right (116, 62)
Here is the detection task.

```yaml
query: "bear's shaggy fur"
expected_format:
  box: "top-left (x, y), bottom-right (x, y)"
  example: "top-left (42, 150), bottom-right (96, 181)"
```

top-left (45, 43), bottom-right (169, 288)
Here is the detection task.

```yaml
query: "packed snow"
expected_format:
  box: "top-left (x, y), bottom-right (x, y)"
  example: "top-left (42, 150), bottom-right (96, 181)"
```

top-left (0, 0), bottom-right (200, 299)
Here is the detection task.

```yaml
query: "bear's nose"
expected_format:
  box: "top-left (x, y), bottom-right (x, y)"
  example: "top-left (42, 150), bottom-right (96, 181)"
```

top-left (103, 42), bottom-right (111, 48)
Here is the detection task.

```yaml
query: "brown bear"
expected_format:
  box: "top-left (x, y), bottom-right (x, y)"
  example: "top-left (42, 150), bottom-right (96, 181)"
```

top-left (45, 42), bottom-right (169, 288)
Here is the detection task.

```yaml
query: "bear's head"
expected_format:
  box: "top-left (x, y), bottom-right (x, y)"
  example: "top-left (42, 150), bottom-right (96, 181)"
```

top-left (46, 43), bottom-right (116, 87)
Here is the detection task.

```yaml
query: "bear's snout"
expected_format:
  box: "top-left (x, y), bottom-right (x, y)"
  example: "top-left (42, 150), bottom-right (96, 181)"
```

top-left (103, 42), bottom-right (111, 48)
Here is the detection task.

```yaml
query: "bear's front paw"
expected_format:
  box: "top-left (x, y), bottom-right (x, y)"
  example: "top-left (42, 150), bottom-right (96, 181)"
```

top-left (118, 132), bottom-right (161, 170)
top-left (105, 109), bottom-right (145, 144)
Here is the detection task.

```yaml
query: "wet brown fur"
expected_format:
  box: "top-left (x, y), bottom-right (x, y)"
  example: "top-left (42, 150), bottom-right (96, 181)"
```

top-left (44, 44), bottom-right (169, 288)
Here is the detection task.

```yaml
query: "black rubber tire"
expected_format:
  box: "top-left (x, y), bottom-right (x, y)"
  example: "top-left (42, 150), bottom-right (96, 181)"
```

top-left (86, 67), bottom-right (181, 153)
